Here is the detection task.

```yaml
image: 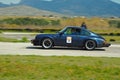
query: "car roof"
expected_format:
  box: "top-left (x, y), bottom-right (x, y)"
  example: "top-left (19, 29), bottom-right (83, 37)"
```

top-left (66, 26), bottom-right (81, 29)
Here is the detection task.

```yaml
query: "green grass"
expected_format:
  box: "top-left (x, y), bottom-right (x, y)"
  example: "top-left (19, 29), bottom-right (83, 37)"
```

top-left (0, 56), bottom-right (120, 80)
top-left (0, 37), bottom-right (19, 42)
top-left (0, 37), bottom-right (29, 42)
top-left (103, 36), bottom-right (120, 43)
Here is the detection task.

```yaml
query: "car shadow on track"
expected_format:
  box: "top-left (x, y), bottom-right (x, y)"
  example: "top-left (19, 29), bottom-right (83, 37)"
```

top-left (26, 46), bottom-right (106, 51)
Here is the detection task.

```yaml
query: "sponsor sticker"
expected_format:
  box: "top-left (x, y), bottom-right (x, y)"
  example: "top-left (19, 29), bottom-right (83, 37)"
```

top-left (66, 37), bottom-right (72, 43)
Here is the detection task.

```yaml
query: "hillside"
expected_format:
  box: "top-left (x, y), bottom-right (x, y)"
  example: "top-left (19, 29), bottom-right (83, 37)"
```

top-left (19, 0), bottom-right (120, 17)
top-left (0, 5), bottom-right (64, 16)
top-left (1, 0), bottom-right (120, 17)
top-left (0, 2), bottom-right (9, 7)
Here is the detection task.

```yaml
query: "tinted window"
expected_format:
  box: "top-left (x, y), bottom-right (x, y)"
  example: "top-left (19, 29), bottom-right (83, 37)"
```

top-left (64, 28), bottom-right (71, 35)
top-left (64, 28), bottom-right (81, 35)
top-left (80, 29), bottom-right (90, 36)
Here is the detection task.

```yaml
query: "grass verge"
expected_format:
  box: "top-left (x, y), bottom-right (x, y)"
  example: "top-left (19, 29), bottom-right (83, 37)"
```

top-left (103, 36), bottom-right (120, 43)
top-left (0, 56), bottom-right (120, 80)
top-left (0, 37), bottom-right (29, 42)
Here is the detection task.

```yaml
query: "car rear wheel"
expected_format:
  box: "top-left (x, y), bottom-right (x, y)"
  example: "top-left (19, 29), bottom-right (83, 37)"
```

top-left (42, 38), bottom-right (53, 49)
top-left (85, 40), bottom-right (96, 50)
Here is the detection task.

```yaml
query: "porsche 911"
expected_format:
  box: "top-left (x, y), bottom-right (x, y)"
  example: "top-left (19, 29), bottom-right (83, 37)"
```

top-left (31, 26), bottom-right (111, 50)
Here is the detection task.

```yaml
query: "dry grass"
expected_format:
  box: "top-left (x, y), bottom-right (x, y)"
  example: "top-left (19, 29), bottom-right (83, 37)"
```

top-left (0, 16), bottom-right (120, 33)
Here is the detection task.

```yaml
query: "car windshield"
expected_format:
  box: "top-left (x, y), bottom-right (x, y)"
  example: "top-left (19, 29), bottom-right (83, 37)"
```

top-left (58, 27), bottom-right (67, 33)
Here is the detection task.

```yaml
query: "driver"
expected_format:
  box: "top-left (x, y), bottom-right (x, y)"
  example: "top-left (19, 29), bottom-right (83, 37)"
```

top-left (71, 28), bottom-right (80, 35)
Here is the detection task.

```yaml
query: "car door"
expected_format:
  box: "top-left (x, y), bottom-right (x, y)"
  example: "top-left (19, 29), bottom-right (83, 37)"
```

top-left (54, 27), bottom-right (82, 47)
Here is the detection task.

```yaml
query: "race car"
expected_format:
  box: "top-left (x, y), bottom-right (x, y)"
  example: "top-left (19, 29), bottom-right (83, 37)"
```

top-left (31, 26), bottom-right (111, 50)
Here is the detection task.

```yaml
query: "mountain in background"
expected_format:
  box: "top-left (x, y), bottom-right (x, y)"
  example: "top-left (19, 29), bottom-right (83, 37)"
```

top-left (19, 0), bottom-right (120, 17)
top-left (0, 0), bottom-right (120, 17)
top-left (0, 2), bottom-right (9, 7)
top-left (0, 5), bottom-right (64, 16)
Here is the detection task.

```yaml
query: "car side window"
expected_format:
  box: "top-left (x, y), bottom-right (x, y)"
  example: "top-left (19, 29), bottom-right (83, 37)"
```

top-left (64, 28), bottom-right (81, 35)
top-left (64, 28), bottom-right (71, 35)
top-left (80, 29), bottom-right (90, 36)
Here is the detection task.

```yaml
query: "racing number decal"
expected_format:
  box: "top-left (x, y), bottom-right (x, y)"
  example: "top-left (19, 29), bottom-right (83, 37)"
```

top-left (66, 37), bottom-right (72, 43)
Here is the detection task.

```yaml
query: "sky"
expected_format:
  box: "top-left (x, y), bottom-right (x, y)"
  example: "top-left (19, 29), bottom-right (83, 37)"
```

top-left (0, 0), bottom-right (21, 4)
top-left (0, 0), bottom-right (120, 4)
top-left (111, 0), bottom-right (120, 4)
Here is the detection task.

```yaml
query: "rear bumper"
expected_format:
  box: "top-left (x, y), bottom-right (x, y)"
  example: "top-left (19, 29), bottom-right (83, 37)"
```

top-left (31, 39), bottom-right (40, 46)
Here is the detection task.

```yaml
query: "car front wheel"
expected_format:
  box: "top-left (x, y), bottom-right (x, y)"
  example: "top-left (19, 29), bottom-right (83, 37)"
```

top-left (85, 40), bottom-right (96, 50)
top-left (42, 38), bottom-right (53, 49)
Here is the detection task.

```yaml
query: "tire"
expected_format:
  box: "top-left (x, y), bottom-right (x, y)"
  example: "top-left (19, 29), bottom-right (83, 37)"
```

top-left (85, 40), bottom-right (96, 50)
top-left (42, 38), bottom-right (53, 49)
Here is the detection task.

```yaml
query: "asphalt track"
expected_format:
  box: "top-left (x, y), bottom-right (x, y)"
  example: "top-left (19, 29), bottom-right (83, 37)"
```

top-left (0, 42), bottom-right (120, 57)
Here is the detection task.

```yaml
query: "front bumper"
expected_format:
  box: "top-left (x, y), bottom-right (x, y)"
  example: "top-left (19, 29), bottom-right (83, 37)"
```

top-left (103, 43), bottom-right (111, 47)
